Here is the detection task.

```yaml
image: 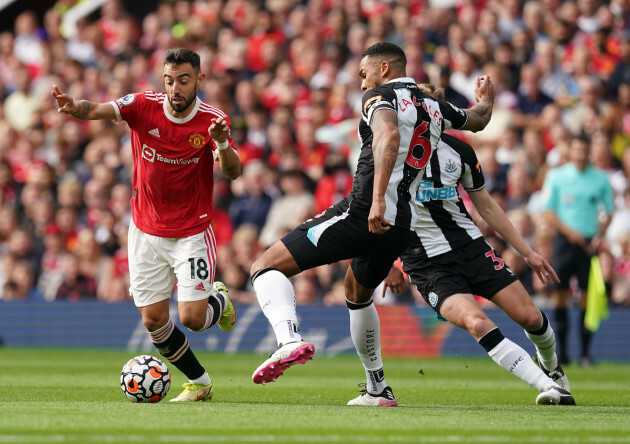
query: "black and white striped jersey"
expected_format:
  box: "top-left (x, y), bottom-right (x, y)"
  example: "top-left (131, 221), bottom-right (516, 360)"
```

top-left (348, 77), bottom-right (468, 230)
top-left (409, 133), bottom-right (485, 258)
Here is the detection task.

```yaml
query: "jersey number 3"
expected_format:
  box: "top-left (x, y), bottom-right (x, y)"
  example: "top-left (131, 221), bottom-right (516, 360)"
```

top-left (485, 250), bottom-right (505, 270)
top-left (405, 121), bottom-right (432, 169)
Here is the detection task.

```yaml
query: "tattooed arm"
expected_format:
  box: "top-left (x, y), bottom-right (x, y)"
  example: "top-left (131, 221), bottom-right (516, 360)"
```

top-left (51, 84), bottom-right (117, 120)
top-left (462, 76), bottom-right (495, 132)
top-left (369, 108), bottom-right (400, 234)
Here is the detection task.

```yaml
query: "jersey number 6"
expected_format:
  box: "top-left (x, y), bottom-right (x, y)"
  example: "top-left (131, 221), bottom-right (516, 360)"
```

top-left (405, 121), bottom-right (432, 169)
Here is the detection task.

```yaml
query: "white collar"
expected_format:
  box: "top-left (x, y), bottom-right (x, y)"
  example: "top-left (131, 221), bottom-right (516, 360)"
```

top-left (386, 77), bottom-right (416, 84)
top-left (163, 96), bottom-right (200, 124)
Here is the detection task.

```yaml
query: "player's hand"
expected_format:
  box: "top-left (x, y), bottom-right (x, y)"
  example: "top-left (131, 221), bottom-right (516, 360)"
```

top-left (51, 85), bottom-right (78, 114)
top-left (368, 199), bottom-right (390, 234)
top-left (473, 76), bottom-right (495, 104)
top-left (524, 251), bottom-right (560, 285)
top-left (382, 265), bottom-right (406, 297)
top-left (209, 117), bottom-right (230, 143)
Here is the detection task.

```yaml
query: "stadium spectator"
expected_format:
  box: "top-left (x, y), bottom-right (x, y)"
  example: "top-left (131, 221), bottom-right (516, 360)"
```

top-left (475, 144), bottom-right (508, 195)
top-left (607, 186), bottom-right (630, 258)
top-left (437, 66), bottom-right (469, 109)
top-left (313, 152), bottom-right (353, 215)
top-left (229, 160), bottom-right (273, 232)
top-left (55, 252), bottom-right (97, 301)
top-left (36, 222), bottom-right (65, 301)
top-left (513, 64), bottom-right (554, 128)
top-left (610, 233), bottom-right (630, 305)
top-left (3, 64), bottom-right (39, 131)
top-left (450, 50), bottom-right (481, 103)
top-left (259, 169), bottom-right (314, 248)
top-left (5, 259), bottom-right (41, 301)
top-left (536, 38), bottom-right (579, 105)
top-left (563, 77), bottom-right (609, 136)
top-left (12, 11), bottom-right (45, 75)
top-left (492, 41), bottom-right (521, 93)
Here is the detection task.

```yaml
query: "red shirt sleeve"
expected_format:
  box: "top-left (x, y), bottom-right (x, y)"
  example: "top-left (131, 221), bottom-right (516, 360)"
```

top-left (110, 92), bottom-right (148, 127)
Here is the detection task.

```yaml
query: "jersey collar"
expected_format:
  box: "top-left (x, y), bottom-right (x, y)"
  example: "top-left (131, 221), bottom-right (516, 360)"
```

top-left (386, 77), bottom-right (415, 84)
top-left (163, 96), bottom-right (201, 124)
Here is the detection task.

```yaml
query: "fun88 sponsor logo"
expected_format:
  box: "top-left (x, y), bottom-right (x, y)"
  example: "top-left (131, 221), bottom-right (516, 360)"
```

top-left (416, 180), bottom-right (458, 202)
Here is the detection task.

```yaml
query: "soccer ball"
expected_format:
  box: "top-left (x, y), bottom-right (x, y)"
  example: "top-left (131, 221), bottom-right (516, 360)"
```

top-left (120, 355), bottom-right (171, 403)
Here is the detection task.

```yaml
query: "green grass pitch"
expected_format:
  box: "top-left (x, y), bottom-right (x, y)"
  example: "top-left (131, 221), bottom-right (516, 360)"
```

top-left (1, 348), bottom-right (629, 443)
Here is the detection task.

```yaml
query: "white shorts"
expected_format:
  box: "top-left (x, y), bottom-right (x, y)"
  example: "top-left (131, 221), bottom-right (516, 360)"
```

top-left (128, 219), bottom-right (217, 307)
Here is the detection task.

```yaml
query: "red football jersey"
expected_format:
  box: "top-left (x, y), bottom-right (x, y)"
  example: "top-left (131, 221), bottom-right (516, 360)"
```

top-left (110, 90), bottom-right (234, 238)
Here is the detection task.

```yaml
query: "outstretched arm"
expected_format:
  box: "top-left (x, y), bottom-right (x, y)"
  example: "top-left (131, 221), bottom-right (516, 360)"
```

top-left (469, 187), bottom-right (559, 285)
top-left (369, 109), bottom-right (400, 234)
top-left (461, 76), bottom-right (495, 132)
top-left (51, 85), bottom-right (117, 120)
top-left (209, 117), bottom-right (241, 180)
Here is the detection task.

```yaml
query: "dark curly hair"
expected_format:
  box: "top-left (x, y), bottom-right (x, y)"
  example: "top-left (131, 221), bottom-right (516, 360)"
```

top-left (164, 48), bottom-right (201, 72)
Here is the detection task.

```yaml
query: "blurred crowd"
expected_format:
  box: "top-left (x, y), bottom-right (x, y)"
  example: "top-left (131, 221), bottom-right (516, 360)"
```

top-left (0, 0), bottom-right (629, 307)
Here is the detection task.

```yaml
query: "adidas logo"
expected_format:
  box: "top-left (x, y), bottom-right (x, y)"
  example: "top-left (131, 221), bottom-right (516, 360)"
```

top-left (148, 128), bottom-right (160, 137)
top-left (194, 282), bottom-right (206, 291)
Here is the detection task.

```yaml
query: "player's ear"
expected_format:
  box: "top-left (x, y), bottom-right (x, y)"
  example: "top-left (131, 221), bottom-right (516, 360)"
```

top-left (197, 72), bottom-right (205, 87)
top-left (380, 60), bottom-right (390, 78)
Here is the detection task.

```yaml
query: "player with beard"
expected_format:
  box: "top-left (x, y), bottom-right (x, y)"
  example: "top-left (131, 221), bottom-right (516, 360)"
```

top-left (248, 42), bottom-right (495, 407)
top-left (52, 48), bottom-right (241, 402)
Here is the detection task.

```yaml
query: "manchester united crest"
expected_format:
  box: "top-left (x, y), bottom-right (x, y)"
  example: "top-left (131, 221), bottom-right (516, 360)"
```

top-left (188, 132), bottom-right (206, 148)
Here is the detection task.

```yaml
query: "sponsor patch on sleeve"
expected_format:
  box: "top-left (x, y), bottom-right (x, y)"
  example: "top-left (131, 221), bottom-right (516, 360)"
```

top-left (116, 94), bottom-right (136, 109)
top-left (363, 95), bottom-right (382, 115)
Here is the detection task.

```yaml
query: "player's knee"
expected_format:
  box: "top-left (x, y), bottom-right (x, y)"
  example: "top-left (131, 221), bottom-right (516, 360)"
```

top-left (466, 315), bottom-right (494, 339)
top-left (142, 314), bottom-right (170, 333)
top-left (178, 306), bottom-right (206, 331)
top-left (179, 312), bottom-right (204, 331)
top-left (519, 310), bottom-right (543, 331)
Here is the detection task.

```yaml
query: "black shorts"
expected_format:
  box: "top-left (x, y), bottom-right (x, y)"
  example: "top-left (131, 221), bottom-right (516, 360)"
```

top-left (281, 201), bottom-right (411, 289)
top-left (401, 237), bottom-right (518, 316)
top-left (551, 233), bottom-right (592, 290)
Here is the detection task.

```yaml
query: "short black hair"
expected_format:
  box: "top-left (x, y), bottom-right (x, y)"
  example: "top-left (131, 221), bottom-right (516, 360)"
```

top-left (361, 41), bottom-right (407, 68)
top-left (164, 48), bottom-right (201, 71)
